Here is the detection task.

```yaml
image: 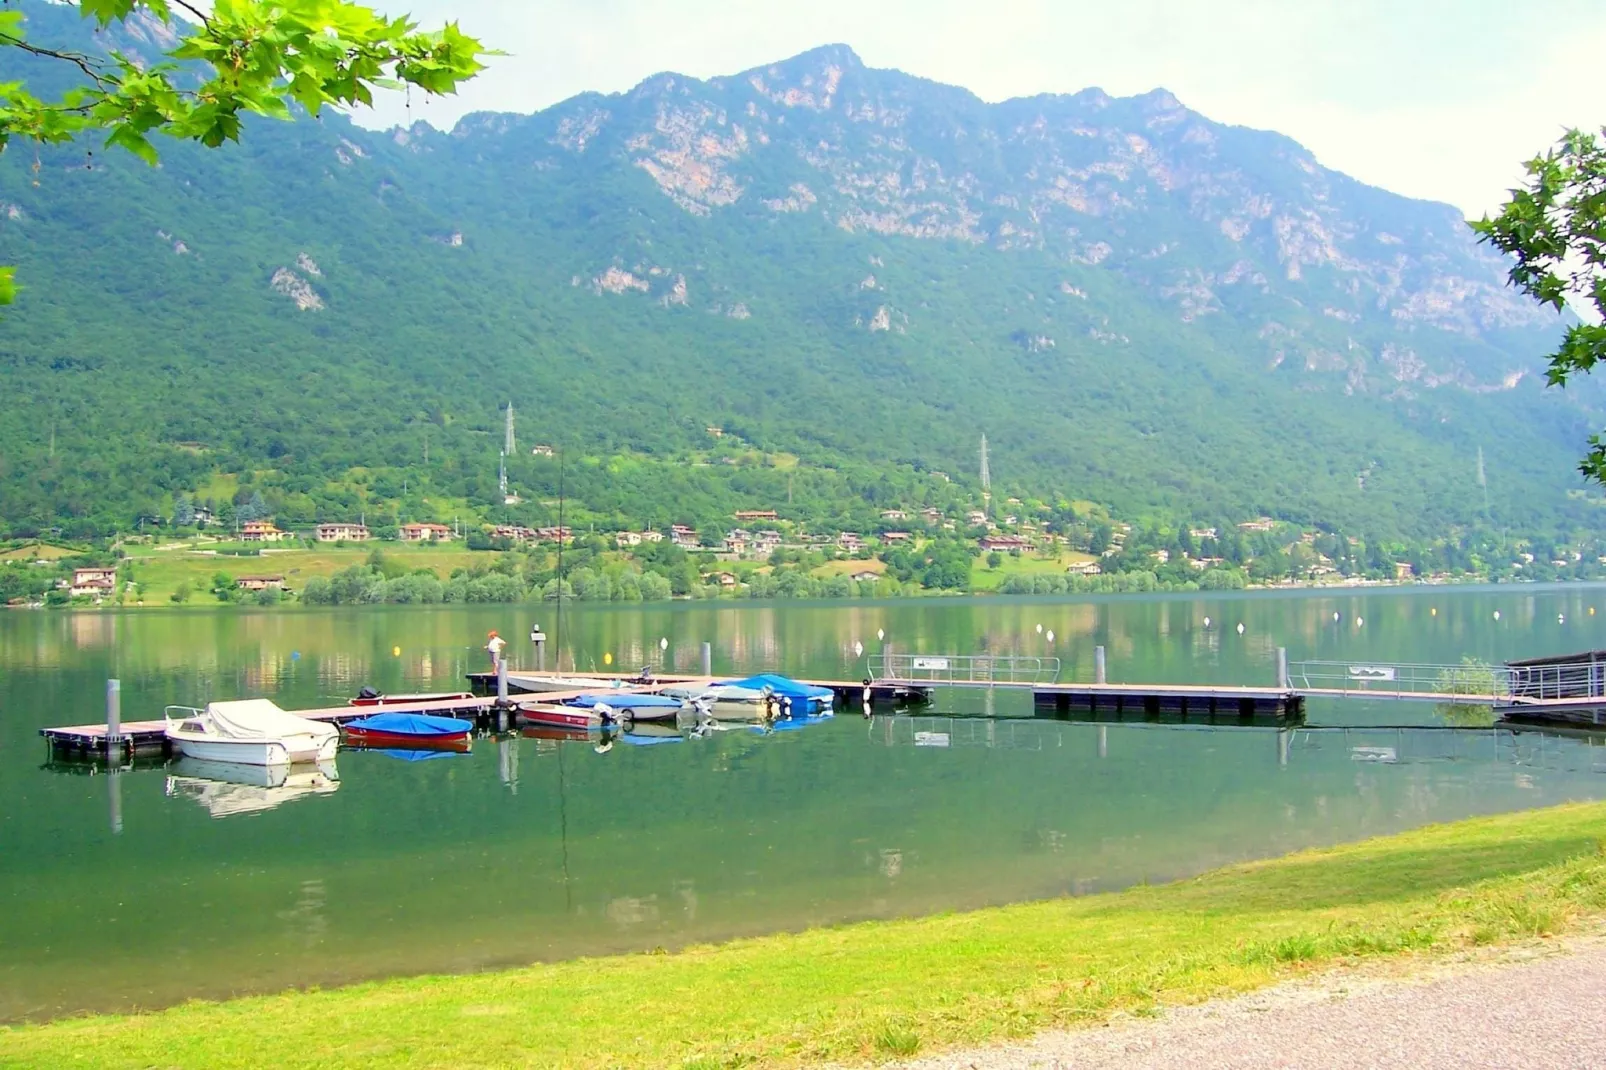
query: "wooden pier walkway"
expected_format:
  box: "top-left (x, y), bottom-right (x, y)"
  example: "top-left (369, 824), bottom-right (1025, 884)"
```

top-left (41, 693), bottom-right (498, 757)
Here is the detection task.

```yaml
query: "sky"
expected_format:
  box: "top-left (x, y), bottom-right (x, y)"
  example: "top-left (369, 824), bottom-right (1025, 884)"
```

top-left (353, 0), bottom-right (1606, 220)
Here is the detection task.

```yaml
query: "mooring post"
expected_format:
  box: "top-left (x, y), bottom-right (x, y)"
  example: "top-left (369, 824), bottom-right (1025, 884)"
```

top-left (105, 678), bottom-right (121, 759)
top-left (1098, 724), bottom-right (1108, 760)
top-left (701, 642), bottom-right (712, 678)
top-left (1277, 647), bottom-right (1290, 690)
top-left (1094, 646), bottom-right (1106, 685)
top-left (531, 624), bottom-right (546, 672)
top-left (496, 657), bottom-right (509, 708)
top-left (1278, 727), bottom-right (1290, 768)
top-left (109, 764), bottom-right (123, 834)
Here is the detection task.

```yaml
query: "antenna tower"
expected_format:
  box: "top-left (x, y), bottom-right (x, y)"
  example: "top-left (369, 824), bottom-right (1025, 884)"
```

top-left (979, 433), bottom-right (991, 515)
top-left (499, 451), bottom-right (508, 499)
top-left (504, 401), bottom-right (516, 455)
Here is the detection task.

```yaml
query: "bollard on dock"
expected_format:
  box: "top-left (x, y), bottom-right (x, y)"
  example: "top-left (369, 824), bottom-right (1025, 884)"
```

top-left (701, 642), bottom-right (712, 677)
top-left (1094, 646), bottom-right (1106, 685)
top-left (106, 678), bottom-right (122, 759)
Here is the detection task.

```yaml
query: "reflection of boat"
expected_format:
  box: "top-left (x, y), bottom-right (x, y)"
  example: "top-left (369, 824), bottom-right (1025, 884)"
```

top-left (617, 722), bottom-right (687, 745)
top-left (564, 693), bottom-right (689, 723)
top-left (661, 681), bottom-right (765, 705)
top-left (374, 748), bottom-right (462, 762)
top-left (164, 700), bottom-right (339, 766)
top-left (521, 722), bottom-right (599, 743)
top-left (341, 712), bottom-right (474, 749)
top-left (165, 758), bottom-right (340, 818)
top-left (349, 689), bottom-right (474, 707)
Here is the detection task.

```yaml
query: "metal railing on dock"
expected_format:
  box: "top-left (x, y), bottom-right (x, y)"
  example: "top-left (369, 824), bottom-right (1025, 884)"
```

top-left (869, 653), bottom-right (1061, 686)
top-left (1288, 660), bottom-right (1510, 700)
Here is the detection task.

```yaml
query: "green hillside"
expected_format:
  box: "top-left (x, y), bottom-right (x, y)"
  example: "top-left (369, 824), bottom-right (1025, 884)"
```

top-left (0, 3), bottom-right (1596, 543)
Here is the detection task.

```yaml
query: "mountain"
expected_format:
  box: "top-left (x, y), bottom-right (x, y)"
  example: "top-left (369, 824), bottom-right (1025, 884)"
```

top-left (0, 4), bottom-right (1594, 541)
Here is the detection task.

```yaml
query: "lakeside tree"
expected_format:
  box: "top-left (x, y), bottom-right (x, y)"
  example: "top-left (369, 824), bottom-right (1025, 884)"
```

top-left (1474, 127), bottom-right (1606, 478)
top-left (0, 0), bottom-right (490, 302)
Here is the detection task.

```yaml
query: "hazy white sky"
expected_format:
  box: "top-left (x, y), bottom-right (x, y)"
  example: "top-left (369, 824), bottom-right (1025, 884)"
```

top-left (355, 1), bottom-right (1606, 218)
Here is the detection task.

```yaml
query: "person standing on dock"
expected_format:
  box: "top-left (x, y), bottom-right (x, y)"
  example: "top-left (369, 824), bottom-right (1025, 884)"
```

top-left (486, 630), bottom-right (506, 672)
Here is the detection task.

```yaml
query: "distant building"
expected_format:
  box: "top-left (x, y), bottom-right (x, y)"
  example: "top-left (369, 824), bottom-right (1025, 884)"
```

top-left (235, 575), bottom-right (287, 591)
top-left (881, 531), bottom-right (912, 543)
top-left (921, 507), bottom-right (944, 522)
top-left (1189, 527), bottom-right (1218, 540)
top-left (966, 510), bottom-right (988, 526)
top-left (670, 525), bottom-right (700, 548)
top-left (535, 526), bottom-right (573, 543)
top-left (705, 426), bottom-right (724, 438)
top-left (837, 532), bottom-right (865, 552)
top-left (615, 531), bottom-right (643, 548)
top-left (724, 530), bottom-right (750, 554)
top-left (733, 509), bottom-right (777, 521)
top-left (711, 571), bottom-right (738, 587)
top-left (1394, 562), bottom-right (1415, 580)
top-left (980, 535), bottom-right (1032, 552)
top-left (315, 522), bottom-right (370, 542)
top-left (192, 507), bottom-right (216, 528)
top-left (493, 525), bottom-right (536, 542)
top-left (530, 445), bottom-right (555, 457)
top-left (70, 567), bottom-right (117, 598)
top-left (399, 522), bottom-right (453, 543)
top-left (640, 530), bottom-right (664, 543)
top-left (752, 530), bottom-right (783, 555)
top-left (850, 570), bottom-right (882, 583)
top-left (880, 509), bottom-right (908, 520)
top-left (1238, 518), bottom-right (1276, 533)
top-left (1066, 560), bottom-right (1102, 576)
top-left (240, 520), bottom-right (290, 542)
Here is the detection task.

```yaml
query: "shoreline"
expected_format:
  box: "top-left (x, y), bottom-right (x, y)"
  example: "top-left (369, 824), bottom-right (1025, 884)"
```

top-left (4, 802), bottom-right (1604, 1067)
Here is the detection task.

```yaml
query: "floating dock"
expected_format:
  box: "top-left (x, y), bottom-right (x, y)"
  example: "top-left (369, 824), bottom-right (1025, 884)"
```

top-left (41, 694), bottom-right (498, 758)
top-left (1032, 682), bottom-right (1303, 721)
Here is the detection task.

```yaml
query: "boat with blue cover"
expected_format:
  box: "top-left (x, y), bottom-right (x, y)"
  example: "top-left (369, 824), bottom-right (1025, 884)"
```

top-left (563, 692), bottom-right (690, 723)
top-left (341, 712), bottom-right (474, 750)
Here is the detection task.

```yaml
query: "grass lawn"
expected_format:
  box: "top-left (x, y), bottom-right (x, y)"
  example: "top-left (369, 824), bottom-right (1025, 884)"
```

top-left (117, 544), bottom-right (510, 605)
top-left (4, 803), bottom-right (1605, 1068)
top-left (0, 542), bottom-right (77, 563)
top-left (971, 548), bottom-right (1098, 591)
top-left (812, 558), bottom-right (887, 579)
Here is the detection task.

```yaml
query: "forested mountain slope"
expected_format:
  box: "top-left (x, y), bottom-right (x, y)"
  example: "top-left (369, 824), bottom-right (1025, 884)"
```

top-left (0, 3), bottom-right (1592, 540)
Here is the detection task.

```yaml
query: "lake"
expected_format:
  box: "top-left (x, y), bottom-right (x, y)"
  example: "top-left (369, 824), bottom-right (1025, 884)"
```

top-left (4, 585), bottom-right (1605, 1022)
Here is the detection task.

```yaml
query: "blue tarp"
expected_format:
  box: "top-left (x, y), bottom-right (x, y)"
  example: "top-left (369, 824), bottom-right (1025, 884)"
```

top-left (722, 674), bottom-right (834, 702)
top-left (566, 693), bottom-right (684, 710)
top-left (346, 712), bottom-right (474, 736)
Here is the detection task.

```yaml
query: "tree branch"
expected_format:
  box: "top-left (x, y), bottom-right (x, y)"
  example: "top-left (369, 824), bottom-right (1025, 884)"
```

top-left (0, 33), bottom-right (117, 89)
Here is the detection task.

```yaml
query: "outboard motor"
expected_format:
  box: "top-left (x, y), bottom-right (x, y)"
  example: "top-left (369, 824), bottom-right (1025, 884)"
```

top-left (357, 685), bottom-right (381, 700)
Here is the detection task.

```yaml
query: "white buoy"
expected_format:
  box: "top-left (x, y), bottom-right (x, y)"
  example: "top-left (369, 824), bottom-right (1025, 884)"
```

top-left (659, 637), bottom-right (668, 651)
top-left (1333, 611), bottom-right (1340, 622)
top-left (877, 628), bottom-right (885, 641)
top-left (854, 640), bottom-right (864, 657)
top-left (1431, 607), bottom-right (1437, 616)
top-left (1559, 614), bottom-right (1566, 624)
top-left (1036, 623), bottom-right (1043, 634)
top-left (1494, 611), bottom-right (1501, 621)
top-left (1046, 629), bottom-right (1055, 643)
top-left (1356, 617), bottom-right (1364, 628)
top-left (1236, 622), bottom-right (1245, 635)
top-left (1203, 616), bottom-right (1211, 628)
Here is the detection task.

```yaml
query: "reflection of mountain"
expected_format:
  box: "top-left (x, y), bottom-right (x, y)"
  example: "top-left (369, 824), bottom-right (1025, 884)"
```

top-left (165, 759), bottom-right (340, 819)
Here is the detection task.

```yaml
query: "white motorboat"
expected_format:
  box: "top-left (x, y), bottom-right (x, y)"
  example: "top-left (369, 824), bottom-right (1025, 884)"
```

top-left (659, 682), bottom-right (767, 705)
top-left (504, 672), bottom-right (643, 694)
top-left (164, 699), bottom-right (339, 766)
top-left (166, 758), bottom-right (340, 818)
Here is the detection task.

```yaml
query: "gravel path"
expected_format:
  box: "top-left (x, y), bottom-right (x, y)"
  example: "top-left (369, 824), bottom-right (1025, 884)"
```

top-left (901, 939), bottom-right (1606, 1070)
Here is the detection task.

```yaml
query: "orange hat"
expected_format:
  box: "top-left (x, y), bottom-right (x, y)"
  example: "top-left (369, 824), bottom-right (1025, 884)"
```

top-left (488, 630), bottom-right (498, 637)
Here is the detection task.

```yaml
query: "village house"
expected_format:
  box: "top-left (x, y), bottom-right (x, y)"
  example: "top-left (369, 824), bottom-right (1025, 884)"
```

top-left (493, 525), bottom-right (537, 543)
top-left (1152, 549), bottom-right (1171, 564)
top-left (966, 510), bottom-right (988, 527)
top-left (670, 525), bottom-right (700, 548)
top-left (751, 530), bottom-right (783, 555)
top-left (315, 522), bottom-right (369, 542)
top-left (1238, 518), bottom-right (1277, 533)
top-left (1066, 560), bottom-right (1102, 576)
top-left (535, 526), bottom-right (573, 544)
top-left (191, 506), bottom-right (216, 528)
top-left (1395, 562), bottom-right (1416, 580)
top-left (879, 509), bottom-right (908, 521)
top-left (881, 531), bottom-right (912, 544)
top-left (240, 519), bottom-right (290, 542)
top-left (1189, 527), bottom-right (1218, 541)
top-left (837, 532), bottom-right (865, 552)
top-left (724, 529), bottom-right (751, 554)
top-left (921, 507), bottom-right (943, 522)
top-left (705, 426), bottom-right (724, 438)
top-left (850, 569), bottom-right (882, 583)
top-left (399, 522), bottom-right (453, 543)
top-left (530, 445), bottom-right (555, 457)
top-left (639, 530), bottom-right (664, 543)
top-left (733, 509), bottom-right (777, 521)
top-left (981, 534), bottom-right (1033, 552)
top-left (710, 571), bottom-right (738, 587)
top-left (235, 575), bottom-right (287, 592)
top-left (614, 531), bottom-right (643, 548)
top-left (1190, 556), bottom-right (1225, 570)
top-left (69, 567), bottom-right (118, 598)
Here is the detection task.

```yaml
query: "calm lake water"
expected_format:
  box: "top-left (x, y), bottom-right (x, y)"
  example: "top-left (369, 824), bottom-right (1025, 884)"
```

top-left (4, 586), bottom-right (1606, 1022)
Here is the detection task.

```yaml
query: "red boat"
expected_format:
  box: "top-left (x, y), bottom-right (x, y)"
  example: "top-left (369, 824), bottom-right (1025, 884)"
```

top-left (348, 690), bottom-right (475, 707)
top-left (518, 703), bottom-right (612, 730)
top-left (340, 712), bottom-right (475, 750)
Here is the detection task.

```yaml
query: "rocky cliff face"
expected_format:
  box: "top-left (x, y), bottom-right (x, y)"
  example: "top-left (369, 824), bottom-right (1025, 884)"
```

top-left (437, 45), bottom-right (1550, 396)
